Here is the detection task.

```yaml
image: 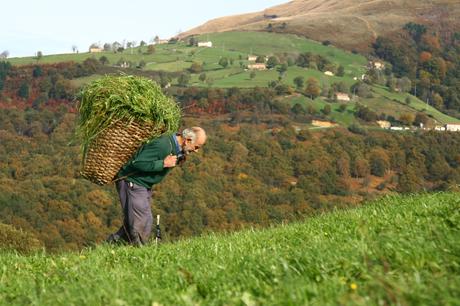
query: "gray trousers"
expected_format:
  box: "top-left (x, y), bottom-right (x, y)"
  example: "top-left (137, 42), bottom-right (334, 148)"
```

top-left (112, 180), bottom-right (153, 245)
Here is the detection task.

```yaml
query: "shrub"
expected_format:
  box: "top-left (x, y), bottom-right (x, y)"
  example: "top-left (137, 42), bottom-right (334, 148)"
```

top-left (0, 223), bottom-right (43, 254)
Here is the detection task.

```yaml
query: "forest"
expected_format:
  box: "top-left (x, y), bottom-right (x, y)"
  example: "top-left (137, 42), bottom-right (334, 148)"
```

top-left (372, 23), bottom-right (460, 117)
top-left (1, 33), bottom-right (460, 252)
top-left (2, 102), bottom-right (460, 251)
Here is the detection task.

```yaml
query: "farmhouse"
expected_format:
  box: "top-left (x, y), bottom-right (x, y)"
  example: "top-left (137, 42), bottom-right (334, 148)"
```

top-left (376, 120), bottom-right (391, 129)
top-left (311, 120), bottom-right (337, 128)
top-left (198, 41), bottom-right (213, 48)
top-left (369, 61), bottom-right (385, 70)
top-left (248, 63), bottom-right (267, 70)
top-left (248, 55), bottom-right (258, 61)
top-left (324, 71), bottom-right (334, 76)
top-left (89, 47), bottom-right (102, 53)
top-left (335, 92), bottom-right (350, 102)
top-left (445, 123), bottom-right (460, 131)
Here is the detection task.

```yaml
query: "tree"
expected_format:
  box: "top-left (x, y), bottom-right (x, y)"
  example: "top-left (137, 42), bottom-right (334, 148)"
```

top-left (255, 56), bottom-right (265, 63)
top-left (266, 56), bottom-right (279, 69)
top-left (414, 112), bottom-right (429, 126)
top-left (399, 113), bottom-right (415, 126)
top-left (322, 104), bottom-right (332, 115)
top-left (112, 41), bottom-right (122, 52)
top-left (0, 50), bottom-right (9, 59)
top-left (305, 77), bottom-right (321, 99)
top-left (103, 43), bottom-right (111, 51)
top-left (291, 103), bottom-right (305, 115)
top-left (277, 64), bottom-right (288, 78)
top-left (189, 62), bottom-right (203, 74)
top-left (398, 77), bottom-right (412, 93)
top-left (337, 65), bottom-right (345, 77)
top-left (199, 73), bottom-right (207, 83)
top-left (99, 56), bottom-right (109, 66)
top-left (147, 45), bottom-right (156, 54)
top-left (293, 76), bottom-right (304, 90)
top-left (177, 73), bottom-right (191, 87)
top-left (218, 57), bottom-right (229, 68)
top-left (32, 66), bottom-right (43, 78)
top-left (137, 60), bottom-right (146, 69)
top-left (188, 37), bottom-right (197, 46)
top-left (18, 82), bottom-right (30, 99)
top-left (250, 71), bottom-right (256, 80)
top-left (351, 82), bottom-right (372, 98)
top-left (71, 45), bottom-right (78, 53)
top-left (35, 51), bottom-right (43, 62)
top-left (369, 149), bottom-right (390, 177)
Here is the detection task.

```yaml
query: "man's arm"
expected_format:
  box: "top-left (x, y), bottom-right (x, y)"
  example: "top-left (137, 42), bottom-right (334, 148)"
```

top-left (127, 140), bottom-right (176, 172)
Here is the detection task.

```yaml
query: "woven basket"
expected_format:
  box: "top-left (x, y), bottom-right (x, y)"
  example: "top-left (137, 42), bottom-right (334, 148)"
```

top-left (81, 120), bottom-right (165, 185)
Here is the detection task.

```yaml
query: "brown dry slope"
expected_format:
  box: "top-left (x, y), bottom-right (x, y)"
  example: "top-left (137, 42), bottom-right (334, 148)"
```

top-left (179, 0), bottom-right (460, 52)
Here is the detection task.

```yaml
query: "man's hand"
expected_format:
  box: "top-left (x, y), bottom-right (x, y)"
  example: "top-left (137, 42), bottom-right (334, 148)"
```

top-left (163, 155), bottom-right (177, 168)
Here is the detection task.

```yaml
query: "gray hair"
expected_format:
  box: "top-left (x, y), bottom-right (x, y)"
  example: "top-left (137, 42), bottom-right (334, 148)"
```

top-left (182, 128), bottom-right (197, 143)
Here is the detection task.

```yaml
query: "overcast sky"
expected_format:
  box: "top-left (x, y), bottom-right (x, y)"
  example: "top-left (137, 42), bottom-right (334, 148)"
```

top-left (1, 0), bottom-right (288, 58)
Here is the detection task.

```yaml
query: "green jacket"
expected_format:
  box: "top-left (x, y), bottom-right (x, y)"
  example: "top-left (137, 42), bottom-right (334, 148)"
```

top-left (117, 134), bottom-right (177, 189)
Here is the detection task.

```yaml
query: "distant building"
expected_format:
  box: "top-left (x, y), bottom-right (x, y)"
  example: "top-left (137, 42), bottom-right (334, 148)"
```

top-left (157, 39), bottom-right (169, 45)
top-left (335, 92), bottom-right (350, 102)
top-left (376, 120), bottom-right (391, 129)
top-left (369, 61), bottom-right (385, 70)
top-left (435, 126), bottom-right (446, 131)
top-left (197, 41), bottom-right (213, 48)
top-left (324, 71), bottom-right (334, 76)
top-left (311, 120), bottom-right (337, 128)
top-left (247, 63), bottom-right (267, 70)
top-left (445, 123), bottom-right (460, 131)
top-left (248, 55), bottom-right (258, 61)
top-left (89, 47), bottom-right (102, 53)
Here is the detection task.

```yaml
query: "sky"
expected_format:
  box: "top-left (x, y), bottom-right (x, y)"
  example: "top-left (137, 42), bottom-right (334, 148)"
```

top-left (1, 0), bottom-right (288, 58)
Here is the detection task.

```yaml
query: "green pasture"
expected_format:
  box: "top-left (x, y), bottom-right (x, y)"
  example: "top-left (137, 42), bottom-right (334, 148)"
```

top-left (372, 85), bottom-right (460, 124)
top-left (1, 193), bottom-right (459, 305)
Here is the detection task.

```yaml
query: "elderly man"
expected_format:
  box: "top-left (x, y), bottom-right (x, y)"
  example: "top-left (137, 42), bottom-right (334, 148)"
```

top-left (107, 127), bottom-right (207, 246)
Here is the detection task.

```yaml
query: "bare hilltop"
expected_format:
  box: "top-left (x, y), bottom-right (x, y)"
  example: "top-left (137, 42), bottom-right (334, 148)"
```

top-left (179, 0), bottom-right (460, 52)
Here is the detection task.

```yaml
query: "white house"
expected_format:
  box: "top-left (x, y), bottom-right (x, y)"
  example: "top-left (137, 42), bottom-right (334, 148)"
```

top-left (89, 47), bottom-right (102, 53)
top-left (335, 92), bottom-right (350, 102)
top-left (247, 63), bottom-right (267, 70)
top-left (247, 55), bottom-right (258, 61)
top-left (376, 120), bottom-right (391, 129)
top-left (446, 123), bottom-right (460, 131)
top-left (324, 71), bottom-right (334, 76)
top-left (198, 41), bottom-right (213, 48)
top-left (369, 61), bottom-right (385, 70)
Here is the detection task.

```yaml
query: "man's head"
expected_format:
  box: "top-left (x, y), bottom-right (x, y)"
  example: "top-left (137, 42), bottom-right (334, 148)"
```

top-left (181, 127), bottom-right (207, 155)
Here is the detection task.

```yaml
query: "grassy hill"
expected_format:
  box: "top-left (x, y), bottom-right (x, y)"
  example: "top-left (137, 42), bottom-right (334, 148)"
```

top-left (179, 0), bottom-right (460, 52)
top-left (6, 31), bottom-right (460, 126)
top-left (1, 193), bottom-right (459, 305)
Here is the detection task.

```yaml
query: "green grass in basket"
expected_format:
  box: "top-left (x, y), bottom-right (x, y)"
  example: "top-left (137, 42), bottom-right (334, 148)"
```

top-left (76, 75), bottom-right (181, 158)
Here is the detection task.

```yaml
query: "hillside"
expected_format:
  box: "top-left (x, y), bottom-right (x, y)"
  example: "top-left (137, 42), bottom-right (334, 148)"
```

top-left (1, 193), bottom-right (459, 305)
top-left (6, 30), bottom-right (458, 126)
top-left (179, 0), bottom-right (460, 52)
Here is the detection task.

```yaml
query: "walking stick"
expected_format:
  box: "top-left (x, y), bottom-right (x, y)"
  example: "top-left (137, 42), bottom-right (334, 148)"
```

top-left (155, 214), bottom-right (162, 245)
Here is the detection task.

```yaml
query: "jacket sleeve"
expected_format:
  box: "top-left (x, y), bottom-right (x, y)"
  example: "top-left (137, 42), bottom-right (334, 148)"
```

top-left (126, 139), bottom-right (171, 173)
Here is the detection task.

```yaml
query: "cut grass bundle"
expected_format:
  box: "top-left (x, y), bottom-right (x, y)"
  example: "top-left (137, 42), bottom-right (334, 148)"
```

top-left (76, 75), bottom-right (181, 185)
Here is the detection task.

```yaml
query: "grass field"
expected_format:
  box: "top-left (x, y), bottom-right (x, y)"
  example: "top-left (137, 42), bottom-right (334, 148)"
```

top-left (9, 30), bottom-right (459, 127)
top-left (1, 193), bottom-right (459, 305)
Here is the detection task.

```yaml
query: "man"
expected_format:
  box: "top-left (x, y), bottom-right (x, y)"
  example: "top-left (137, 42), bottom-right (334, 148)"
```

top-left (107, 126), bottom-right (207, 246)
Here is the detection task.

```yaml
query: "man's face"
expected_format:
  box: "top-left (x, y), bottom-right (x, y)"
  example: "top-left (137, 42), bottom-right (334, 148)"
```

top-left (182, 135), bottom-right (205, 155)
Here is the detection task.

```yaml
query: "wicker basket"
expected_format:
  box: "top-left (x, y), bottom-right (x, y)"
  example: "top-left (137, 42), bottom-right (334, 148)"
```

top-left (81, 120), bottom-right (165, 185)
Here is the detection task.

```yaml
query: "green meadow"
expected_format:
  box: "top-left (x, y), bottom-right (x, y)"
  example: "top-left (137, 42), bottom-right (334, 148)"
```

top-left (1, 193), bottom-right (459, 305)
